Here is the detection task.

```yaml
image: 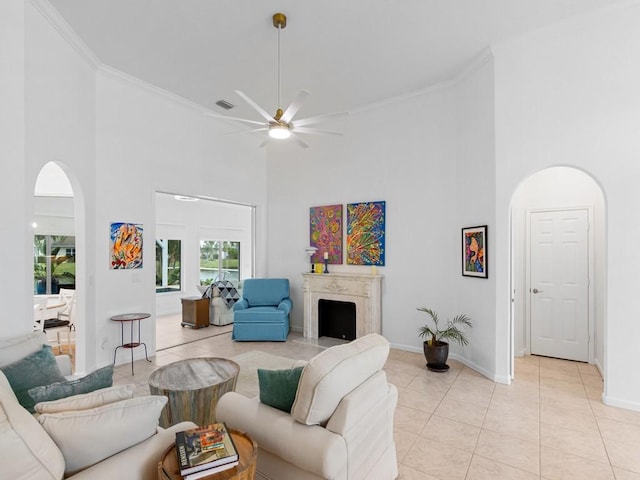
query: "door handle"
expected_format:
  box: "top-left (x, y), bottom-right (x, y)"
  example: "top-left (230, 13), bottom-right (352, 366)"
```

top-left (532, 288), bottom-right (543, 294)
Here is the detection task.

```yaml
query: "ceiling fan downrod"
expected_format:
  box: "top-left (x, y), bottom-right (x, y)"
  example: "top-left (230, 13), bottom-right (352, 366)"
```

top-left (273, 13), bottom-right (286, 120)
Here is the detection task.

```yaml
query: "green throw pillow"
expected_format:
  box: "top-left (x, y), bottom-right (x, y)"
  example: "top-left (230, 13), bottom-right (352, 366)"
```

top-left (28, 364), bottom-right (114, 405)
top-left (257, 366), bottom-right (304, 413)
top-left (0, 345), bottom-right (65, 413)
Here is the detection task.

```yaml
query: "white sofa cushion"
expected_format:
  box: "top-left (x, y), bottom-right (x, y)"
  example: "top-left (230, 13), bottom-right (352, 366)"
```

top-left (0, 331), bottom-right (48, 368)
top-left (38, 395), bottom-right (167, 476)
top-left (0, 371), bottom-right (65, 480)
top-left (34, 384), bottom-right (136, 414)
top-left (291, 333), bottom-right (389, 426)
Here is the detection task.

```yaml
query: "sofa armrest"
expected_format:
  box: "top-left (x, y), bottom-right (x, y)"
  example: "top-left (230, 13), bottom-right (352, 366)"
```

top-left (216, 392), bottom-right (346, 479)
top-left (277, 298), bottom-right (292, 315)
top-left (233, 298), bottom-right (248, 311)
top-left (55, 355), bottom-right (72, 377)
top-left (68, 421), bottom-right (197, 480)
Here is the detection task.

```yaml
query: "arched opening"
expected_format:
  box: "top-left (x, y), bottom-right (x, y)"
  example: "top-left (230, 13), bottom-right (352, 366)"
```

top-left (510, 166), bottom-right (606, 393)
top-left (33, 162), bottom-right (84, 372)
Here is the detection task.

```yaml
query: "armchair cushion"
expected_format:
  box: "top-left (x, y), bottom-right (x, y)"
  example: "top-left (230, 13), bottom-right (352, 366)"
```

top-left (38, 395), bottom-right (168, 476)
top-left (34, 384), bottom-right (135, 414)
top-left (291, 333), bottom-right (389, 426)
top-left (242, 278), bottom-right (290, 306)
top-left (258, 366), bottom-right (304, 413)
top-left (0, 345), bottom-right (65, 412)
top-left (28, 364), bottom-right (114, 405)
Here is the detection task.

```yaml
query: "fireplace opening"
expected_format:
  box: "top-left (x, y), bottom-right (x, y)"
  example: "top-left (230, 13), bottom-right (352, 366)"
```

top-left (318, 299), bottom-right (356, 341)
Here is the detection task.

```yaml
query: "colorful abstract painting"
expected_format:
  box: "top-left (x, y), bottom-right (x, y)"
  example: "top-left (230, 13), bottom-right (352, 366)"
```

top-left (462, 225), bottom-right (487, 278)
top-left (347, 201), bottom-right (385, 266)
top-left (110, 222), bottom-right (143, 269)
top-left (310, 204), bottom-right (343, 264)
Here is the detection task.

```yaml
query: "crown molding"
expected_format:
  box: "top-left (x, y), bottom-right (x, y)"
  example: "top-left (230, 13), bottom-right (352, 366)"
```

top-left (351, 47), bottom-right (493, 115)
top-left (98, 65), bottom-right (210, 114)
top-left (29, 0), bottom-right (101, 70)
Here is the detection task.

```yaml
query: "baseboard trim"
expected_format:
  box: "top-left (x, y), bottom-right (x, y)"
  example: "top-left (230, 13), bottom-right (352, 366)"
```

top-left (388, 343), bottom-right (508, 384)
top-left (602, 394), bottom-right (640, 413)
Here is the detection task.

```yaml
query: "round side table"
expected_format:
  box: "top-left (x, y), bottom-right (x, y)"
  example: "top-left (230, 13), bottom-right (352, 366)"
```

top-left (110, 312), bottom-right (152, 375)
top-left (158, 429), bottom-right (257, 480)
top-left (148, 357), bottom-right (240, 428)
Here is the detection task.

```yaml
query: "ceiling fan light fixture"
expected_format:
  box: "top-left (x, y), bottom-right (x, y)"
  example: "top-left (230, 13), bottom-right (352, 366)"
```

top-left (269, 124), bottom-right (291, 139)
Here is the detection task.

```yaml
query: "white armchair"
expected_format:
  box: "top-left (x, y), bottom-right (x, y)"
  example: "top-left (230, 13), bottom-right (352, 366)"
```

top-left (216, 333), bottom-right (398, 480)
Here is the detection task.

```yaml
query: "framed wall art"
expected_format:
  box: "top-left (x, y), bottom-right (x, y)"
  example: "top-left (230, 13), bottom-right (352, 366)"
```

top-left (462, 225), bottom-right (487, 278)
top-left (310, 204), bottom-right (343, 264)
top-left (110, 222), bottom-right (143, 269)
top-left (347, 201), bottom-right (386, 266)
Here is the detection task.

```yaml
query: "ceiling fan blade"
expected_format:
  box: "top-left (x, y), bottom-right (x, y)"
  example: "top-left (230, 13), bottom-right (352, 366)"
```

top-left (280, 90), bottom-right (310, 124)
top-left (293, 110), bottom-right (349, 127)
top-left (235, 90), bottom-right (275, 123)
top-left (294, 126), bottom-right (343, 136)
top-left (225, 127), bottom-right (268, 136)
top-left (205, 112), bottom-right (265, 127)
top-left (291, 133), bottom-right (309, 149)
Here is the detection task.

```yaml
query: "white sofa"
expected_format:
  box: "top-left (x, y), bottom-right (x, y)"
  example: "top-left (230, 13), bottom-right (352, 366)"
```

top-left (0, 332), bottom-right (196, 480)
top-left (216, 333), bottom-right (398, 480)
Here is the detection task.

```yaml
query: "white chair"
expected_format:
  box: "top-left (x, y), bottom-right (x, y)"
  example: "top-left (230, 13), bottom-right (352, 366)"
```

top-left (217, 333), bottom-right (398, 480)
top-left (33, 289), bottom-right (76, 356)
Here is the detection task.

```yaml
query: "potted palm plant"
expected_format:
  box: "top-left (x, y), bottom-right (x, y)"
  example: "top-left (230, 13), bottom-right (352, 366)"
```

top-left (417, 307), bottom-right (472, 372)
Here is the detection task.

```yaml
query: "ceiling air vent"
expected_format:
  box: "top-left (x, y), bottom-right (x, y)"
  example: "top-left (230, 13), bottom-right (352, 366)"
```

top-left (215, 99), bottom-right (234, 110)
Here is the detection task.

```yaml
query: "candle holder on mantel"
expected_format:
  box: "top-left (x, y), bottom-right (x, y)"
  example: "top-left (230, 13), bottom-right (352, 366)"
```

top-left (323, 258), bottom-right (329, 274)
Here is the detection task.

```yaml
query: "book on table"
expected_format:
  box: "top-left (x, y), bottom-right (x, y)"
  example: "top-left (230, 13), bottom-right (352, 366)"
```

top-left (184, 460), bottom-right (239, 480)
top-left (175, 422), bottom-right (239, 476)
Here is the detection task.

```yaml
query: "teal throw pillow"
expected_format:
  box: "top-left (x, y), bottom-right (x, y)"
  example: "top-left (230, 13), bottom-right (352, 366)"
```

top-left (28, 364), bottom-right (114, 405)
top-left (0, 345), bottom-right (65, 413)
top-left (257, 366), bottom-right (304, 413)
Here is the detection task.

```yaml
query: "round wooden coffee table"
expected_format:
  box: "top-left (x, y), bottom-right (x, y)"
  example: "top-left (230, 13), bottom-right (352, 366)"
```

top-left (148, 358), bottom-right (240, 428)
top-left (158, 429), bottom-right (257, 480)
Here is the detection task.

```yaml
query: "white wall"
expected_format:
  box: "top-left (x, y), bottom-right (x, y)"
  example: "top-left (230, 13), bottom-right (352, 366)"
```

top-left (494, 3), bottom-right (640, 409)
top-left (511, 167), bottom-right (605, 371)
top-left (155, 192), bottom-right (253, 316)
top-left (1, 1), bottom-right (267, 374)
top-left (0, 0), bottom-right (29, 339)
top-left (93, 70), bottom-right (267, 369)
top-left (451, 56), bottom-right (498, 380)
top-left (25, 1), bottom-right (97, 372)
top-left (266, 87), bottom-right (456, 351)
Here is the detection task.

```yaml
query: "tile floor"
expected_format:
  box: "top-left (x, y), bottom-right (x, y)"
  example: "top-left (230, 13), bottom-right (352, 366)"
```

top-left (111, 315), bottom-right (640, 480)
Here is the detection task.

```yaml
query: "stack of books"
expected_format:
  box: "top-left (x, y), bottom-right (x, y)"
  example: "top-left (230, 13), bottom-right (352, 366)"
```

top-left (175, 422), bottom-right (239, 479)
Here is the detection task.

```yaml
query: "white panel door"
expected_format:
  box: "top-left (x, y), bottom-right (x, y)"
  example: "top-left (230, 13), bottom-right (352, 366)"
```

top-left (529, 209), bottom-right (589, 362)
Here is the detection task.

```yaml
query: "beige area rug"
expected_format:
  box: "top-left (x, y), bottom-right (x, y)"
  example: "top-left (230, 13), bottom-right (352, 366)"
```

top-left (231, 351), bottom-right (301, 398)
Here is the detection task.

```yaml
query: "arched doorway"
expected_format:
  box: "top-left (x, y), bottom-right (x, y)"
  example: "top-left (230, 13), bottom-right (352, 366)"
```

top-left (33, 162), bottom-right (84, 371)
top-left (510, 167), bottom-right (606, 376)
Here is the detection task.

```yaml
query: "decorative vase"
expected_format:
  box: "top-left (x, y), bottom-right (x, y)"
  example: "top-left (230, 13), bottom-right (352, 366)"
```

top-left (423, 341), bottom-right (450, 372)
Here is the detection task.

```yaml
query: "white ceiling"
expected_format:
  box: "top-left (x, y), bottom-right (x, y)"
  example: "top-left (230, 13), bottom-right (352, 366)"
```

top-left (47, 0), bottom-right (621, 121)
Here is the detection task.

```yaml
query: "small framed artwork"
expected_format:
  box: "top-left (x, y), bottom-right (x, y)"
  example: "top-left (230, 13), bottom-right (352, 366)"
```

top-left (462, 225), bottom-right (487, 278)
top-left (110, 222), bottom-right (143, 269)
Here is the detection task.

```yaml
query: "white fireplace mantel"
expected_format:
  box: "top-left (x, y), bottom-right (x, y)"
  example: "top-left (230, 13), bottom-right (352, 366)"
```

top-left (302, 272), bottom-right (382, 339)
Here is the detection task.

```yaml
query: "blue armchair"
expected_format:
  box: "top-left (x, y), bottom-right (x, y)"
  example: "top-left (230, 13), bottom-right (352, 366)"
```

top-left (232, 278), bottom-right (292, 341)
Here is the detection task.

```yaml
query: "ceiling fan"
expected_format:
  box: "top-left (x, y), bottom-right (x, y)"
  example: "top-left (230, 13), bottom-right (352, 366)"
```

top-left (208, 13), bottom-right (346, 148)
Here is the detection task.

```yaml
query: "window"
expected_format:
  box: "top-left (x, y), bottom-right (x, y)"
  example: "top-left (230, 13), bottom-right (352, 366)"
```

top-left (34, 235), bottom-right (76, 294)
top-left (156, 239), bottom-right (182, 293)
top-left (200, 240), bottom-right (240, 285)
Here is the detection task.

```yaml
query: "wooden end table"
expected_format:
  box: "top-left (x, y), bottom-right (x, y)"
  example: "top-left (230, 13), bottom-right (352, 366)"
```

top-left (148, 358), bottom-right (240, 428)
top-left (158, 429), bottom-right (257, 480)
top-left (181, 296), bottom-right (210, 329)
